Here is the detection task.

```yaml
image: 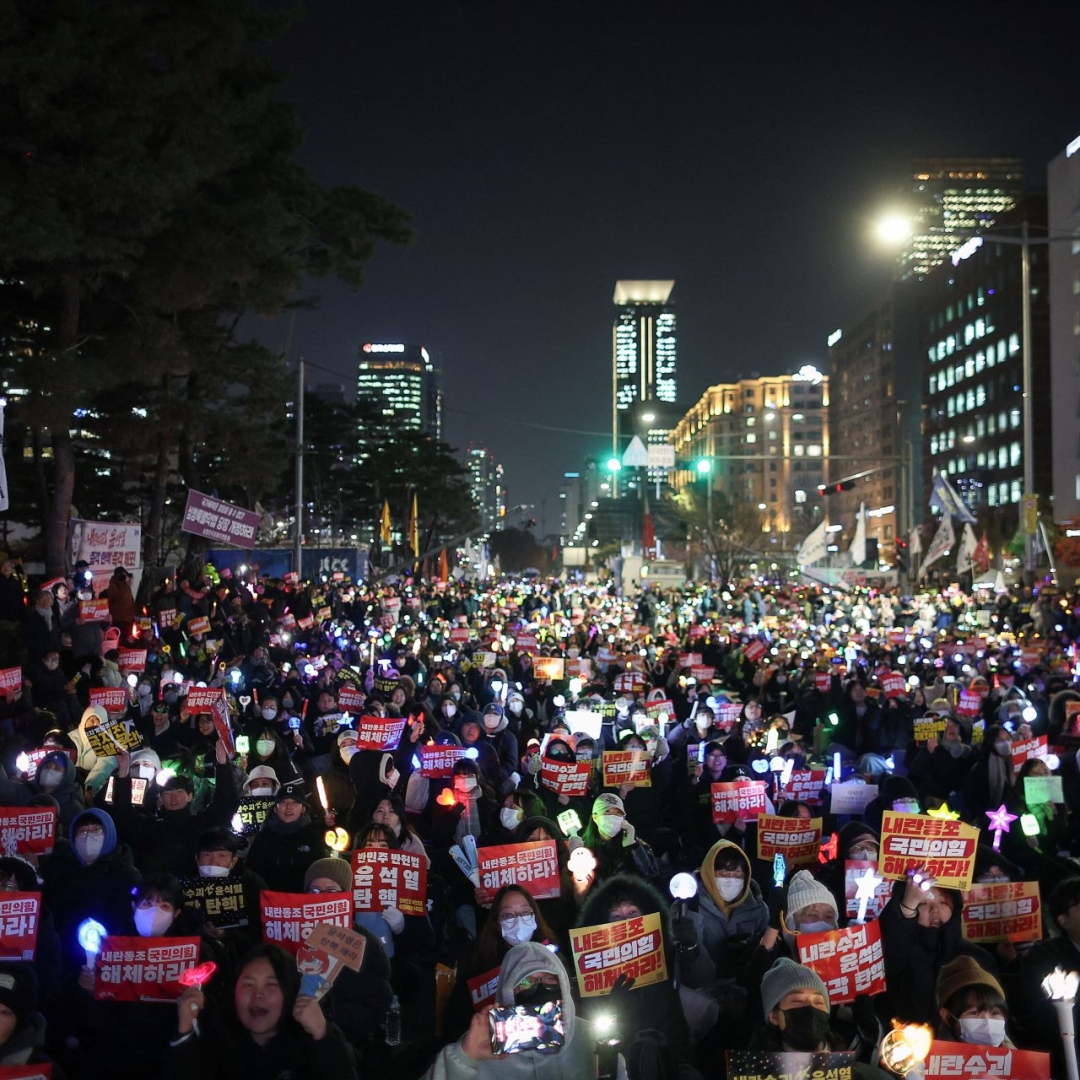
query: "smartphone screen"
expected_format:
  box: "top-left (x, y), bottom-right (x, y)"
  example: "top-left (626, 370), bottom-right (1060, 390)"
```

top-left (489, 1001), bottom-right (565, 1055)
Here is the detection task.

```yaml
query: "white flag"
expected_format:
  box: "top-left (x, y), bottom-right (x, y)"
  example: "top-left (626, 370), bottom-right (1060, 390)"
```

top-left (908, 526), bottom-right (922, 560)
top-left (0, 402), bottom-right (8, 513)
top-left (956, 523), bottom-right (977, 575)
top-left (919, 515), bottom-right (955, 576)
top-left (849, 503), bottom-right (866, 566)
top-left (796, 520), bottom-right (829, 567)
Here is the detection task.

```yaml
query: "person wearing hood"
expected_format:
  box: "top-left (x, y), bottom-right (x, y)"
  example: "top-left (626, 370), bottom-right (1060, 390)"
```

top-left (818, 821), bottom-right (880, 924)
top-left (0, 855), bottom-right (63, 1016)
top-left (576, 874), bottom-right (703, 1080)
top-left (421, 940), bottom-right (605, 1080)
top-left (750, 958), bottom-right (890, 1079)
top-left (246, 783), bottom-right (329, 892)
top-left (579, 793), bottom-right (659, 889)
top-left (38, 807), bottom-right (142, 974)
top-left (0, 963), bottom-right (64, 1078)
top-left (907, 715), bottom-right (975, 804)
top-left (31, 747), bottom-right (84, 830)
top-left (479, 703), bottom-right (520, 794)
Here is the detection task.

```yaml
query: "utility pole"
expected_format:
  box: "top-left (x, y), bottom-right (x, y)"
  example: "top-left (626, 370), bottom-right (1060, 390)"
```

top-left (294, 357), bottom-right (304, 577)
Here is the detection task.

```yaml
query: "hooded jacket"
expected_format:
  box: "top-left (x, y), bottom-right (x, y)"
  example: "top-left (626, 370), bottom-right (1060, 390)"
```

top-left (688, 839), bottom-right (768, 973)
top-left (421, 941), bottom-right (599, 1080)
top-left (33, 750), bottom-right (85, 830)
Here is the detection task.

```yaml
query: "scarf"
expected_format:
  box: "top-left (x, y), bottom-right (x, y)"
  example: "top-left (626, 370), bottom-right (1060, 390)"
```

top-left (454, 788), bottom-right (482, 845)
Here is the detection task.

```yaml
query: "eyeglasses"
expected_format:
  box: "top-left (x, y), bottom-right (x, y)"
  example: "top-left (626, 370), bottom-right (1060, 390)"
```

top-left (499, 911), bottom-right (535, 926)
top-left (515, 974), bottom-right (558, 992)
top-left (76, 827), bottom-right (105, 838)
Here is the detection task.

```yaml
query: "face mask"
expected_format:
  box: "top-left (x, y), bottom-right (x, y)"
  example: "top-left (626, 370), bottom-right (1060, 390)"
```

top-left (137, 684), bottom-right (152, 698)
top-left (716, 877), bottom-right (744, 903)
top-left (944, 738), bottom-right (964, 758)
top-left (450, 691), bottom-right (461, 702)
top-left (198, 863), bottom-right (230, 878)
top-left (500, 807), bottom-right (524, 830)
top-left (38, 767), bottom-right (63, 791)
top-left (484, 718), bottom-right (500, 732)
top-left (255, 739), bottom-right (275, 757)
top-left (339, 745), bottom-right (357, 763)
top-left (442, 703), bottom-right (456, 718)
top-left (250, 784), bottom-right (275, 797)
top-left (797, 920), bottom-right (834, 935)
top-left (75, 833), bottom-right (105, 863)
top-left (778, 1005), bottom-right (831, 1051)
top-left (892, 799), bottom-right (920, 814)
top-left (596, 814), bottom-right (623, 839)
top-left (508, 701), bottom-right (523, 715)
top-left (134, 905), bottom-right (174, 937)
top-left (994, 741), bottom-right (1012, 757)
top-left (501, 913), bottom-right (537, 947)
top-left (958, 1017), bottom-right (1006, 1046)
top-left (455, 776), bottom-right (477, 793)
top-left (262, 707), bottom-right (278, 721)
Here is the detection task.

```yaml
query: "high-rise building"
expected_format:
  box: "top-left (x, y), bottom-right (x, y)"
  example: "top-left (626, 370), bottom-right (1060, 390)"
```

top-left (895, 158), bottom-right (1024, 280)
top-left (1049, 132), bottom-right (1080, 522)
top-left (670, 367), bottom-right (829, 546)
top-left (466, 444), bottom-right (507, 531)
top-left (357, 342), bottom-right (441, 438)
top-left (612, 281), bottom-right (676, 457)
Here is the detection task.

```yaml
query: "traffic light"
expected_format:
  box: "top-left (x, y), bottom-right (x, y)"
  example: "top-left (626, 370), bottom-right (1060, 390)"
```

top-left (817, 480), bottom-right (856, 497)
top-left (895, 537), bottom-right (909, 573)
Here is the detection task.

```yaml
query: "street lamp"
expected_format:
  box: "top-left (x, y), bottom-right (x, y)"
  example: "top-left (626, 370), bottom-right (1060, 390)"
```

top-left (696, 458), bottom-right (713, 527)
top-left (607, 457), bottom-right (622, 500)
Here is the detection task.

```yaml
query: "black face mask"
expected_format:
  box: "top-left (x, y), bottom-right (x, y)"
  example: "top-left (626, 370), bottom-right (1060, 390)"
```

top-left (514, 981), bottom-right (561, 1008)
top-left (778, 1005), bottom-right (830, 1051)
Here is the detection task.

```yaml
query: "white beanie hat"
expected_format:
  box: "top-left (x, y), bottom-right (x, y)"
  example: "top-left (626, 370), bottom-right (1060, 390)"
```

top-left (786, 869), bottom-right (838, 924)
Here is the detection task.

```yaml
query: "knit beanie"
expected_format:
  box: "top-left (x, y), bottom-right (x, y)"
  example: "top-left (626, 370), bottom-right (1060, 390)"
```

top-left (761, 957), bottom-right (829, 1019)
top-left (0, 963), bottom-right (36, 1024)
top-left (786, 869), bottom-right (839, 923)
top-left (936, 956), bottom-right (1004, 1009)
top-left (302, 857), bottom-right (352, 894)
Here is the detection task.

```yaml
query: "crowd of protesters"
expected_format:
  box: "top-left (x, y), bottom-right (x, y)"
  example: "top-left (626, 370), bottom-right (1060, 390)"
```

top-left (1, 557), bottom-right (1080, 1078)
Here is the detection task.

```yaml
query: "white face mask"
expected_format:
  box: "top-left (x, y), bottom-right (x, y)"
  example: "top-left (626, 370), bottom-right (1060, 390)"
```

top-left (501, 913), bottom-right (537, 947)
top-left (137, 684), bottom-right (152, 698)
top-left (255, 739), bottom-right (275, 757)
top-left (716, 877), bottom-right (744, 903)
top-left (508, 700), bottom-right (523, 715)
top-left (500, 807), bottom-right (524, 830)
top-left (595, 814), bottom-right (623, 839)
top-left (75, 833), bottom-right (105, 864)
top-left (198, 863), bottom-right (231, 878)
top-left (442, 703), bottom-right (456, 718)
top-left (455, 776), bottom-right (477, 793)
top-left (134, 905), bottom-right (174, 937)
top-left (958, 1017), bottom-right (1006, 1046)
top-left (892, 799), bottom-right (920, 814)
top-left (339, 744), bottom-right (358, 763)
top-left (994, 741), bottom-right (1012, 757)
top-left (798, 920), bottom-right (835, 935)
top-left (250, 784), bottom-right (275, 798)
top-left (38, 767), bottom-right (63, 791)
top-left (262, 707), bottom-right (278, 721)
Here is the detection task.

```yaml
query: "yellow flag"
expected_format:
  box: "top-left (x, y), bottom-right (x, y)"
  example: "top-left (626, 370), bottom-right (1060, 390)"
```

top-left (408, 493), bottom-right (419, 557)
top-left (379, 500), bottom-right (392, 546)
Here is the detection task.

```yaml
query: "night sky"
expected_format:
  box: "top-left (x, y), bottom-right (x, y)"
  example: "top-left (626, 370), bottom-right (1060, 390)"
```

top-left (248, 1), bottom-right (1080, 534)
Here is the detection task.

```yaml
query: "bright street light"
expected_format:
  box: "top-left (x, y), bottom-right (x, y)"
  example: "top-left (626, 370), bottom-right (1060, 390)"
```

top-left (607, 457), bottom-right (621, 472)
top-left (696, 458), bottom-right (712, 474)
top-left (876, 213), bottom-right (912, 244)
top-left (642, 412), bottom-right (656, 424)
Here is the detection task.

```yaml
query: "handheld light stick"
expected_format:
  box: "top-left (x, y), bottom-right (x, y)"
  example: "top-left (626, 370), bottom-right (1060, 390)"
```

top-left (325, 827), bottom-right (350, 852)
top-left (15, 752), bottom-right (29, 775)
top-left (772, 853), bottom-right (786, 889)
top-left (1042, 967), bottom-right (1080, 1080)
top-left (833, 751), bottom-right (842, 784)
top-left (853, 865), bottom-right (884, 924)
top-left (78, 918), bottom-right (106, 969)
top-left (880, 1023), bottom-right (933, 1077)
top-left (179, 961), bottom-right (218, 988)
top-left (986, 803), bottom-right (1018, 852)
top-left (315, 776), bottom-right (330, 813)
top-left (669, 872), bottom-right (697, 919)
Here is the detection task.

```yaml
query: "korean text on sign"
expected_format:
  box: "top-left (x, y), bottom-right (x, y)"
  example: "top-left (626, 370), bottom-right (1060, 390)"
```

top-left (571, 912), bottom-right (668, 999)
top-left (0, 807), bottom-right (57, 857)
top-left (797, 920), bottom-right (886, 1005)
top-left (420, 744), bottom-right (465, 778)
top-left (923, 1040), bottom-right (1049, 1080)
top-left (0, 892), bottom-right (40, 960)
top-left (601, 750), bottom-right (652, 789)
top-left (477, 841), bottom-right (560, 901)
top-left (182, 877), bottom-right (250, 930)
top-left (94, 936), bottom-right (199, 1001)
top-left (879, 811), bottom-right (980, 891)
top-left (756, 815), bottom-right (823, 867)
top-left (467, 966), bottom-right (500, 1012)
top-left (260, 891), bottom-right (353, 957)
top-left (355, 715), bottom-right (406, 752)
top-left (726, 1050), bottom-right (856, 1080)
top-left (540, 757), bottom-right (593, 798)
top-left (711, 781), bottom-right (767, 824)
top-left (84, 716), bottom-right (143, 757)
top-left (351, 848), bottom-right (427, 916)
top-left (777, 769), bottom-right (827, 806)
top-left (961, 880), bottom-right (1042, 944)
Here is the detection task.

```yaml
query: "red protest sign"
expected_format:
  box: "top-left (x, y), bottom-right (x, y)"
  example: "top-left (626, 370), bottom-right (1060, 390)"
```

top-left (814, 672), bottom-right (832, 693)
top-left (539, 756), bottom-right (592, 798)
top-left (186, 616), bottom-right (211, 635)
top-left (477, 841), bottom-right (560, 900)
top-left (957, 690), bottom-right (983, 718)
top-left (924, 1041), bottom-right (1049, 1080)
top-left (351, 848), bottom-right (427, 916)
top-left (571, 912), bottom-right (667, 998)
top-left (181, 489), bottom-right (260, 550)
top-left (961, 880), bottom-right (1042, 944)
top-left (89, 687), bottom-right (128, 715)
top-left (613, 671), bottom-right (645, 693)
top-left (797, 920), bottom-right (886, 1005)
top-left (0, 892), bottom-right (41, 960)
top-left (354, 715), bottom-right (406, 752)
top-left (690, 665), bottom-right (715, 682)
top-left (716, 702), bottom-right (742, 731)
top-left (297, 615), bottom-right (314, 631)
top-left (419, 744), bottom-right (465, 778)
top-left (467, 966), bottom-right (500, 1012)
top-left (844, 861), bottom-right (891, 920)
top-left (0, 807), bottom-right (57, 856)
top-left (77, 598), bottom-right (110, 624)
top-left (601, 750), bottom-right (651, 788)
top-left (260, 891), bottom-right (353, 956)
top-left (678, 653), bottom-right (702, 668)
top-left (533, 657), bottom-right (565, 682)
top-left (711, 781), bottom-right (767, 824)
top-left (0, 1065), bottom-right (53, 1079)
top-left (20, 747), bottom-right (76, 781)
top-left (185, 686), bottom-right (226, 714)
top-left (449, 627), bottom-right (470, 643)
top-left (513, 634), bottom-right (538, 654)
top-left (338, 685), bottom-right (365, 712)
top-left (117, 648), bottom-right (147, 672)
top-left (158, 608), bottom-right (179, 629)
top-left (1011, 735), bottom-right (1047, 775)
top-left (688, 625), bottom-right (706, 641)
top-left (211, 694), bottom-right (234, 757)
top-left (777, 769), bottom-right (828, 806)
top-left (882, 672), bottom-right (905, 699)
top-left (0, 668), bottom-right (21, 694)
top-left (743, 640), bottom-right (767, 663)
top-left (756, 815), bottom-right (823, 867)
top-left (879, 811), bottom-right (980, 891)
top-left (644, 698), bottom-right (674, 721)
top-left (93, 936), bottom-right (199, 1001)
